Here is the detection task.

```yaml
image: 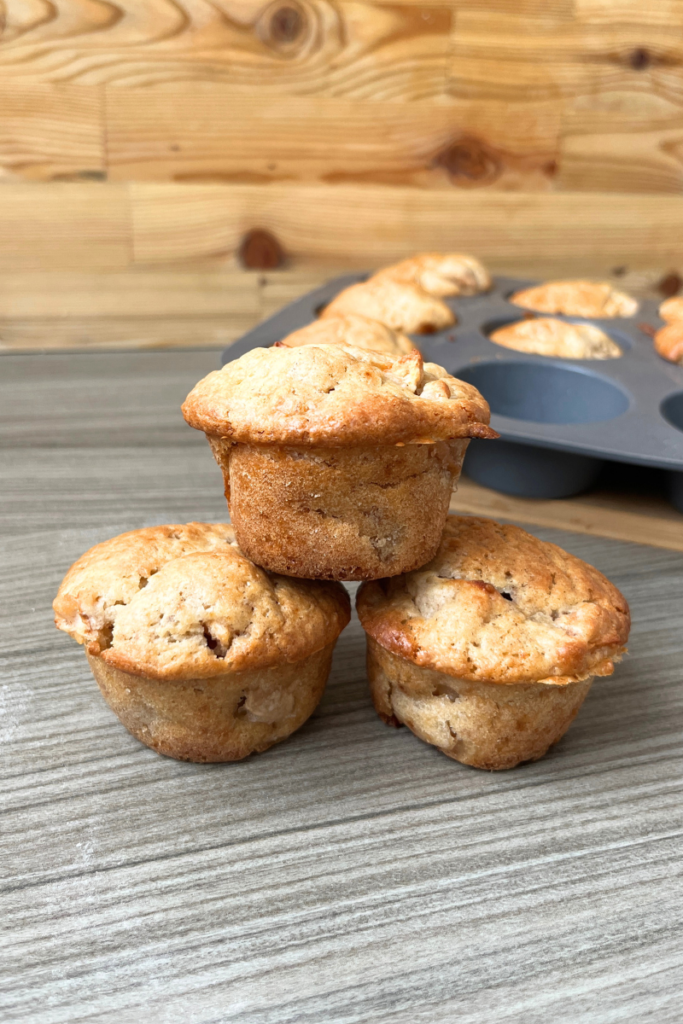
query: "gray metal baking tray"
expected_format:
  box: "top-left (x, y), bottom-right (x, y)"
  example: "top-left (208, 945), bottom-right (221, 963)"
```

top-left (221, 273), bottom-right (683, 506)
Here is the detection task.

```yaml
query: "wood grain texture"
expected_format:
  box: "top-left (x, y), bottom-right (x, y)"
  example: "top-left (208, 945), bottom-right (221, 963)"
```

top-left (455, 477), bottom-right (683, 553)
top-left (0, 83), bottom-right (103, 182)
top-left (1, 347), bottom-right (682, 1023)
top-left (0, 1), bottom-right (680, 197)
top-left (0, 270), bottom-right (331, 349)
top-left (105, 88), bottom-right (560, 190)
top-left (0, 0), bottom-right (453, 97)
top-left (6, 181), bottom-right (683, 274)
top-left (130, 183), bottom-right (683, 270)
top-left (0, 265), bottom-right (678, 352)
top-left (0, 184), bottom-right (130, 271)
top-left (1, 0), bottom-right (683, 307)
top-left (449, 12), bottom-right (683, 102)
top-left (575, 0), bottom-right (683, 25)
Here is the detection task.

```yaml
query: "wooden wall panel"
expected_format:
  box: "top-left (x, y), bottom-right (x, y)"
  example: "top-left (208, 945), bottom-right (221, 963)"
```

top-left (0, 269), bottom-right (331, 349)
top-left (1, 181), bottom-right (681, 276)
top-left (130, 183), bottom-right (683, 271)
top-left (449, 14), bottom-right (683, 102)
top-left (0, 84), bottom-right (103, 182)
top-left (575, 1), bottom-right (683, 25)
top-left (106, 89), bottom-right (559, 190)
top-left (0, 269), bottom-right (263, 349)
top-left (0, 184), bottom-right (129, 271)
top-left (0, 1), bottom-right (681, 195)
top-left (0, 1), bottom-right (682, 351)
top-left (559, 127), bottom-right (683, 194)
top-left (0, 1), bottom-right (452, 98)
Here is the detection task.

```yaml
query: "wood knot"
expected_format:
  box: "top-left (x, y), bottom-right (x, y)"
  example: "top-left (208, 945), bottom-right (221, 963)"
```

top-left (435, 135), bottom-right (501, 187)
top-left (657, 271), bottom-right (682, 298)
top-left (239, 229), bottom-right (284, 270)
top-left (261, 1), bottom-right (307, 52)
top-left (629, 47), bottom-right (651, 70)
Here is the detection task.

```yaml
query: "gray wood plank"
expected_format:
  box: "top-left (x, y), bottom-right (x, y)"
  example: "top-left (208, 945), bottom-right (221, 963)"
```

top-left (1, 350), bottom-right (682, 1024)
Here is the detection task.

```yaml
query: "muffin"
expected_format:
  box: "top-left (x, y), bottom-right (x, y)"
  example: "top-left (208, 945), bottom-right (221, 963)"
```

top-left (654, 322), bottom-right (683, 364)
top-left (490, 317), bottom-right (621, 359)
top-left (182, 346), bottom-right (496, 581)
top-left (321, 277), bottom-right (455, 334)
top-left (510, 280), bottom-right (638, 318)
top-left (357, 516), bottom-right (630, 770)
top-left (279, 314), bottom-right (416, 357)
top-left (659, 296), bottom-right (683, 323)
top-left (54, 522), bottom-right (350, 762)
top-left (655, 298), bottom-right (683, 363)
top-left (374, 252), bottom-right (491, 297)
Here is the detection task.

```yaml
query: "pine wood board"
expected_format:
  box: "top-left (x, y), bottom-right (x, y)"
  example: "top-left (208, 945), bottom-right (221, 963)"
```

top-left (0, 1), bottom-right (681, 199)
top-left (12, 180), bottom-right (683, 274)
top-left (0, 184), bottom-right (130, 272)
top-left (1, 344), bottom-right (682, 1022)
top-left (454, 478), bottom-right (683, 553)
top-left (575, 0), bottom-right (683, 24)
top-left (449, 12), bottom-right (683, 101)
top-left (0, 83), bottom-right (103, 183)
top-left (129, 184), bottom-right (683, 269)
top-left (104, 89), bottom-right (560, 190)
top-left (0, 1), bottom-right (453, 97)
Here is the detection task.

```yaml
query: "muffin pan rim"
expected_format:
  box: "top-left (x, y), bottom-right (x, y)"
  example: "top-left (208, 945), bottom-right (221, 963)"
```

top-left (221, 272), bottom-right (683, 473)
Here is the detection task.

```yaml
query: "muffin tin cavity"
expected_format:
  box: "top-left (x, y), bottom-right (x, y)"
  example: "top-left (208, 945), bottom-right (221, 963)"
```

top-left (464, 440), bottom-right (604, 499)
top-left (222, 273), bottom-right (683, 503)
top-left (661, 391), bottom-right (683, 434)
top-left (456, 362), bottom-right (629, 425)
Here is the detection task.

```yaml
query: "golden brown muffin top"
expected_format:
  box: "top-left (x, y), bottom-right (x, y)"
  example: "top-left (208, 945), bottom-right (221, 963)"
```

top-left (490, 317), bottom-right (621, 359)
top-left (54, 523), bottom-right (350, 681)
top-left (510, 280), bottom-right (638, 319)
top-left (654, 322), bottom-right (683, 364)
top-left (182, 345), bottom-right (495, 446)
top-left (659, 296), bottom-right (683, 323)
top-left (357, 516), bottom-right (629, 686)
top-left (374, 252), bottom-right (491, 297)
top-left (279, 314), bottom-right (416, 357)
top-left (321, 278), bottom-right (455, 334)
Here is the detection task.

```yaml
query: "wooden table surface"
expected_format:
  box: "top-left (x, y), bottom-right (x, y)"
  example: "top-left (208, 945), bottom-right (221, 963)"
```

top-left (2, 349), bottom-right (682, 1024)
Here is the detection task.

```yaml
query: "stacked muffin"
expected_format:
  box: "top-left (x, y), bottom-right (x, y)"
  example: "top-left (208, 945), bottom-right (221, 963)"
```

top-left (54, 254), bottom-right (630, 768)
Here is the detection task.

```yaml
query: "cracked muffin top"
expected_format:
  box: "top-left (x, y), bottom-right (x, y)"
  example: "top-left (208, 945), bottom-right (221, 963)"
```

top-left (374, 252), bottom-right (491, 297)
top-left (321, 278), bottom-right (455, 334)
top-left (510, 280), bottom-right (638, 319)
top-left (357, 516), bottom-right (629, 686)
top-left (490, 317), bottom-right (621, 359)
top-left (54, 523), bottom-right (350, 680)
top-left (182, 346), bottom-right (495, 446)
top-left (279, 315), bottom-right (416, 357)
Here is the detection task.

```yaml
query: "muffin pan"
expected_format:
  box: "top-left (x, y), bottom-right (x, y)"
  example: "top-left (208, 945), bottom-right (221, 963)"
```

top-left (222, 274), bottom-right (683, 505)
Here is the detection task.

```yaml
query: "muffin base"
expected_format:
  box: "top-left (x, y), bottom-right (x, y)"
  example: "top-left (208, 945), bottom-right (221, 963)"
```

top-left (210, 438), bottom-right (468, 581)
top-left (87, 643), bottom-right (334, 762)
top-left (367, 639), bottom-right (592, 770)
